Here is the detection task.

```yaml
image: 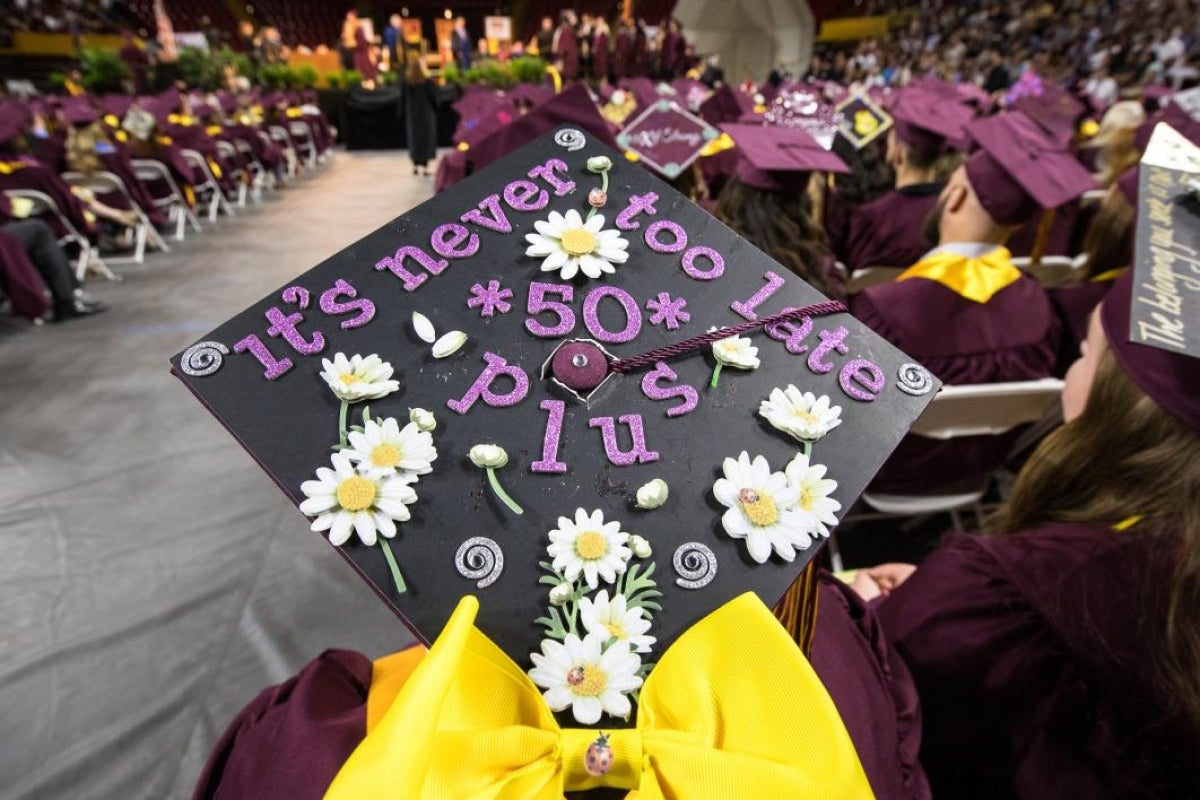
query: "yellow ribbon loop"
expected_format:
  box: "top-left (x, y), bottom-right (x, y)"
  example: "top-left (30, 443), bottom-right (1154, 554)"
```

top-left (326, 593), bottom-right (873, 800)
top-left (897, 246), bottom-right (1022, 303)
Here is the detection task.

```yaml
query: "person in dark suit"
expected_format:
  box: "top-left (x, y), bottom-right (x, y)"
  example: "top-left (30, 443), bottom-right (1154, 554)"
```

top-left (404, 57), bottom-right (438, 177)
top-left (451, 17), bottom-right (471, 71)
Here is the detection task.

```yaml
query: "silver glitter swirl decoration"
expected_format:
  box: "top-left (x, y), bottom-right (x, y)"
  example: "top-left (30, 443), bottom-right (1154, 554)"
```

top-left (673, 542), bottom-right (717, 589)
top-left (180, 341), bottom-right (230, 377)
top-left (554, 128), bottom-right (586, 152)
top-left (455, 537), bottom-right (504, 588)
top-left (897, 363), bottom-right (934, 396)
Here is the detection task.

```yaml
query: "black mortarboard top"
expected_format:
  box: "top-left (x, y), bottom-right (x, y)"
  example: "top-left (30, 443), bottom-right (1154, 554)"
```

top-left (172, 124), bottom-right (937, 731)
top-left (964, 112), bottom-right (1097, 226)
top-left (889, 87), bottom-right (975, 157)
top-left (1103, 123), bottom-right (1200, 433)
top-left (722, 122), bottom-right (849, 193)
top-left (834, 91), bottom-right (893, 151)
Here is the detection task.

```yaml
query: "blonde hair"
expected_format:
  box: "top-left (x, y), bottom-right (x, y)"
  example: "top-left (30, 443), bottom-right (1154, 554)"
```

top-left (65, 122), bottom-right (103, 175)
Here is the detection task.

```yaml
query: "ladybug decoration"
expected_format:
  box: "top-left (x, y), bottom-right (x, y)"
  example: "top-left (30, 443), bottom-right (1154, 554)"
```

top-left (585, 732), bottom-right (614, 777)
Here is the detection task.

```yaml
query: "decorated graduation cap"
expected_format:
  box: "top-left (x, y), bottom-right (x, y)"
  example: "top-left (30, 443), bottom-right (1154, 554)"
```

top-left (763, 88), bottom-right (842, 151)
top-left (964, 111), bottom-right (1096, 226)
top-left (616, 99), bottom-right (719, 179)
top-left (1103, 123), bottom-right (1200, 434)
top-left (172, 126), bottom-right (937, 749)
top-left (889, 88), bottom-right (974, 157)
top-left (834, 91), bottom-right (893, 151)
top-left (723, 122), bottom-right (849, 192)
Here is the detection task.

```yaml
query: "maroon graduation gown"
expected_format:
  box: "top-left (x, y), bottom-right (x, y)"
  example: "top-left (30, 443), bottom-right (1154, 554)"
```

top-left (0, 228), bottom-right (52, 320)
top-left (876, 523), bottom-right (1199, 799)
top-left (0, 159), bottom-right (97, 240)
top-left (557, 26), bottom-right (580, 81)
top-left (614, 29), bottom-right (633, 79)
top-left (1048, 276), bottom-right (1119, 375)
top-left (850, 272), bottom-right (1059, 493)
top-left (839, 184), bottom-right (942, 271)
top-left (592, 32), bottom-right (610, 82)
top-left (190, 576), bottom-right (929, 800)
top-left (353, 27), bottom-right (377, 82)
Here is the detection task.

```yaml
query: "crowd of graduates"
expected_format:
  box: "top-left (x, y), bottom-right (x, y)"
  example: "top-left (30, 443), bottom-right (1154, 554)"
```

top-left (0, 85), bottom-right (335, 322)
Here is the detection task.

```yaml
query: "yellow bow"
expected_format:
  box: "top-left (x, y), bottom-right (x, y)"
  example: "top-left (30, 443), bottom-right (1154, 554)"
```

top-left (326, 593), bottom-right (873, 800)
top-left (897, 246), bottom-right (1022, 303)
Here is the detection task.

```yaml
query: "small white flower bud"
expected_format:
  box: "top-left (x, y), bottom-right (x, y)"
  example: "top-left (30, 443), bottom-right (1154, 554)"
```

top-left (469, 444), bottom-right (509, 469)
top-left (586, 155), bottom-right (613, 173)
top-left (549, 582), bottom-right (573, 606)
top-left (408, 407), bottom-right (437, 432)
top-left (630, 535), bottom-right (653, 559)
top-left (635, 478), bottom-right (669, 510)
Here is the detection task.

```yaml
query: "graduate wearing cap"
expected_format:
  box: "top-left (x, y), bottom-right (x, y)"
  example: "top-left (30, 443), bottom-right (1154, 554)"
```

top-left (717, 124), bottom-right (848, 299)
top-left (852, 112), bottom-right (1096, 494)
top-left (862, 269), bottom-right (1200, 798)
top-left (835, 89), bottom-right (974, 273)
top-left (177, 124), bottom-right (943, 799)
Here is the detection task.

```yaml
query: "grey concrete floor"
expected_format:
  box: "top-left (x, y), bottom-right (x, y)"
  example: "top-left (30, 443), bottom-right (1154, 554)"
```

top-left (0, 151), bottom-right (432, 800)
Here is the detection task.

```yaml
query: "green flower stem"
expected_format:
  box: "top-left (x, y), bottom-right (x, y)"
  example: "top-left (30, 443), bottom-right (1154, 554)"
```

top-left (709, 362), bottom-right (724, 389)
top-left (338, 400), bottom-right (350, 446)
top-left (487, 467), bottom-right (524, 515)
top-left (379, 538), bottom-right (408, 595)
top-left (801, 440), bottom-right (813, 458)
top-left (586, 170), bottom-right (611, 221)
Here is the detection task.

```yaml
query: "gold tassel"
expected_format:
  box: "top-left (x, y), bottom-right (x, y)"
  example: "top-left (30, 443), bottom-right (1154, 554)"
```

top-left (772, 560), bottom-right (821, 658)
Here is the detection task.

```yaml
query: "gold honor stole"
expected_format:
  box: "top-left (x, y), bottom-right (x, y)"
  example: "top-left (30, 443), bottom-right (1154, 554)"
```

top-left (326, 594), bottom-right (874, 799)
top-left (897, 246), bottom-right (1022, 303)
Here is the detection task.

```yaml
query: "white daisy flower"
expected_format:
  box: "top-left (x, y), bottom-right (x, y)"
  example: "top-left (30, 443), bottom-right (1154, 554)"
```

top-left (547, 508), bottom-right (632, 589)
top-left (710, 330), bottom-right (761, 370)
top-left (758, 386), bottom-right (843, 442)
top-left (299, 453), bottom-right (417, 547)
top-left (524, 209), bottom-right (630, 280)
top-left (528, 632), bottom-right (643, 724)
top-left (579, 589), bottom-right (656, 654)
top-left (319, 352), bottom-right (400, 402)
top-left (343, 417), bottom-right (437, 480)
top-left (712, 452), bottom-right (813, 564)
top-left (784, 453), bottom-right (841, 539)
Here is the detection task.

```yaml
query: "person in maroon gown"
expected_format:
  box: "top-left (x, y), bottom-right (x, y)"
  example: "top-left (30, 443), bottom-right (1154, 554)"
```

top-left (591, 17), bottom-right (610, 85)
top-left (855, 271), bottom-right (1200, 798)
top-left (660, 19), bottom-right (683, 80)
top-left (613, 18), bottom-right (634, 81)
top-left (837, 90), bottom-right (975, 272)
top-left (553, 10), bottom-right (580, 82)
top-left (0, 193), bottom-right (104, 320)
top-left (851, 112), bottom-right (1096, 494)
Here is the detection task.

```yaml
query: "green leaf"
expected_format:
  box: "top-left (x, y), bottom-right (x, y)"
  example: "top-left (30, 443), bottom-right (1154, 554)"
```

top-left (535, 607), bottom-right (568, 641)
top-left (538, 575), bottom-right (562, 587)
top-left (621, 562), bottom-right (664, 617)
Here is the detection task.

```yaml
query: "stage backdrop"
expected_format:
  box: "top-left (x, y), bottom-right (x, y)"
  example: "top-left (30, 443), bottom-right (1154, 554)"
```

top-left (675, 0), bottom-right (815, 85)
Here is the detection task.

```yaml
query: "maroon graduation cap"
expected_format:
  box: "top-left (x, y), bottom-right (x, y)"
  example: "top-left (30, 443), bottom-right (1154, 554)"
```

top-left (723, 122), bottom-right (849, 192)
top-left (616, 100), bottom-right (719, 179)
top-left (1010, 79), bottom-right (1087, 146)
top-left (890, 87), bottom-right (976, 157)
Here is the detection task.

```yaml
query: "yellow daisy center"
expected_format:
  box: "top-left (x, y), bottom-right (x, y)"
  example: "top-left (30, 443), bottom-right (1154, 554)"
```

top-left (336, 476), bottom-right (377, 512)
top-left (791, 409), bottom-right (819, 426)
top-left (560, 227), bottom-right (597, 256)
top-left (799, 486), bottom-right (815, 512)
top-left (604, 622), bottom-right (628, 640)
top-left (567, 664), bottom-right (608, 697)
top-left (738, 488), bottom-right (779, 526)
top-left (370, 443), bottom-right (402, 469)
top-left (575, 530), bottom-right (608, 560)
top-left (340, 373), bottom-right (363, 386)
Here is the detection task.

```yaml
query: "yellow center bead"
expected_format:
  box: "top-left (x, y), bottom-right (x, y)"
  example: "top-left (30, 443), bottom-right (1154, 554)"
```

top-left (572, 665), bottom-right (607, 697)
top-left (340, 373), bottom-right (363, 386)
top-left (575, 531), bottom-right (607, 560)
top-left (738, 489), bottom-right (779, 526)
top-left (370, 443), bottom-right (402, 469)
top-left (336, 476), bottom-right (377, 512)
top-left (799, 488), bottom-right (814, 512)
top-left (604, 622), bottom-right (627, 640)
top-left (560, 228), bottom-right (597, 256)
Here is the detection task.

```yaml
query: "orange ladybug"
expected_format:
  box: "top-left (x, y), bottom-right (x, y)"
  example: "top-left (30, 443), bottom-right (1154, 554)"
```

top-left (585, 732), bottom-right (613, 776)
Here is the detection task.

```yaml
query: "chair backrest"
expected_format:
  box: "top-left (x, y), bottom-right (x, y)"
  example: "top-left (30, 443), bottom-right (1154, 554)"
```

top-left (1013, 254), bottom-right (1089, 289)
top-left (62, 170), bottom-right (130, 202)
top-left (4, 188), bottom-right (86, 242)
top-left (130, 158), bottom-right (169, 183)
top-left (215, 140), bottom-right (237, 160)
top-left (180, 149), bottom-right (217, 187)
top-left (846, 266), bottom-right (905, 295)
top-left (233, 138), bottom-right (253, 155)
top-left (911, 378), bottom-right (1064, 439)
top-left (269, 126), bottom-right (291, 144)
top-left (288, 120), bottom-right (312, 140)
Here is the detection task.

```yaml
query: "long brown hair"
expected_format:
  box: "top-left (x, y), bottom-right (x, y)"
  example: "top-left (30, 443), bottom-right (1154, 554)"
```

top-left (714, 177), bottom-right (840, 299)
top-left (1077, 187), bottom-right (1135, 280)
top-left (991, 348), bottom-right (1200, 736)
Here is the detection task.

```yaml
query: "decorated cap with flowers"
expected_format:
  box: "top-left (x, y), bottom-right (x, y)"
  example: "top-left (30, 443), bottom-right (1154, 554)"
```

top-left (171, 125), bottom-right (938, 732)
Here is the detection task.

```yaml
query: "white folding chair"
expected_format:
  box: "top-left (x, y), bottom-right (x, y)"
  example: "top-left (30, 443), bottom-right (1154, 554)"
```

top-left (288, 120), bottom-right (319, 169)
top-left (61, 170), bottom-right (169, 263)
top-left (831, 378), bottom-right (1065, 571)
top-left (130, 158), bottom-right (202, 241)
top-left (1012, 254), bottom-right (1089, 288)
top-left (267, 127), bottom-right (299, 178)
top-left (233, 138), bottom-right (272, 197)
top-left (181, 149), bottom-right (235, 223)
top-left (846, 266), bottom-right (905, 295)
top-left (4, 188), bottom-right (117, 282)
top-left (214, 141), bottom-right (249, 207)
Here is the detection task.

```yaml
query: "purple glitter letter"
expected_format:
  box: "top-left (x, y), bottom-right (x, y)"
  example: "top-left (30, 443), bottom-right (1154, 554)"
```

top-left (643, 220), bottom-right (688, 254)
top-left (319, 279), bottom-right (376, 330)
top-left (731, 271), bottom-right (785, 321)
top-left (808, 326), bottom-right (850, 375)
top-left (446, 352), bottom-right (531, 415)
top-left (615, 192), bottom-right (658, 231)
top-left (582, 285), bottom-right (642, 344)
top-left (765, 315), bottom-right (814, 355)
top-left (502, 179), bottom-right (549, 212)
top-left (281, 285), bottom-right (311, 309)
top-left (265, 307), bottom-right (325, 355)
top-left (640, 361), bottom-right (700, 418)
top-left (681, 246), bottom-right (725, 280)
top-left (430, 223), bottom-right (480, 259)
top-left (588, 414), bottom-right (660, 466)
top-left (839, 358), bottom-right (884, 402)
top-left (374, 245), bottom-right (449, 292)
top-left (460, 193), bottom-right (513, 233)
top-left (233, 334), bottom-right (294, 380)
top-left (527, 157), bottom-right (575, 196)
top-left (531, 399), bottom-right (568, 474)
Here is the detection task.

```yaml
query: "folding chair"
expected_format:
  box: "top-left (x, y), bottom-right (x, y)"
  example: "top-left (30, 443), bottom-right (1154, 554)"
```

top-left (61, 170), bottom-right (170, 264)
top-left (832, 378), bottom-right (1065, 571)
top-left (214, 141), bottom-right (249, 207)
top-left (267, 127), bottom-right (300, 178)
top-left (181, 149), bottom-right (236, 223)
top-left (233, 138), bottom-right (272, 197)
top-left (1012, 254), bottom-right (1088, 289)
top-left (3, 188), bottom-right (118, 282)
top-left (288, 120), bottom-right (319, 170)
top-left (130, 158), bottom-right (202, 241)
top-left (846, 266), bottom-right (905, 295)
